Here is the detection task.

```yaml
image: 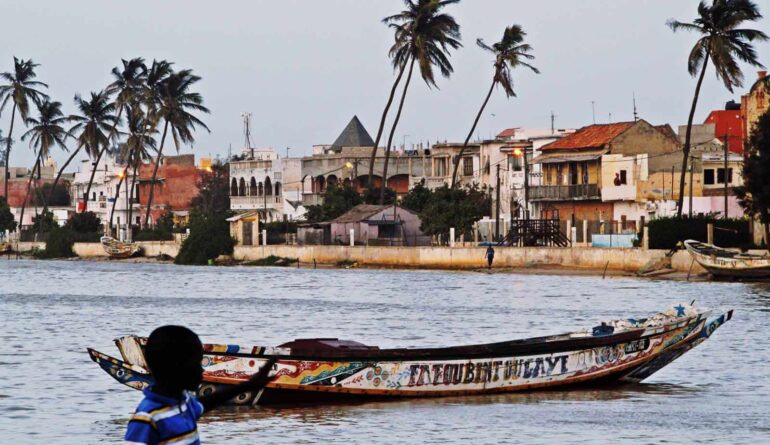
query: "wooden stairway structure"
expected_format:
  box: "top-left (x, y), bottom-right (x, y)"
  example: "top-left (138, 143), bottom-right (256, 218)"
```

top-left (499, 218), bottom-right (571, 247)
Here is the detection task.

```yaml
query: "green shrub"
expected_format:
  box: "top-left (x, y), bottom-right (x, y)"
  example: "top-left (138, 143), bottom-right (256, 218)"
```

top-left (174, 213), bottom-right (235, 265)
top-left (648, 216), bottom-right (752, 249)
top-left (35, 226), bottom-right (76, 259)
top-left (32, 210), bottom-right (57, 233)
top-left (66, 211), bottom-right (101, 233)
top-left (0, 197), bottom-right (17, 233)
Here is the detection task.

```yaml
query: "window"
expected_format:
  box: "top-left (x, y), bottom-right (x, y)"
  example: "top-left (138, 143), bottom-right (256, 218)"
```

top-left (511, 155), bottom-right (522, 172)
top-left (619, 170), bottom-right (627, 185)
top-left (581, 161), bottom-right (589, 184)
top-left (463, 157), bottom-right (474, 176)
top-left (435, 158), bottom-right (447, 177)
top-left (704, 169), bottom-right (715, 185)
top-left (717, 168), bottom-right (733, 184)
top-left (92, 192), bottom-right (96, 200)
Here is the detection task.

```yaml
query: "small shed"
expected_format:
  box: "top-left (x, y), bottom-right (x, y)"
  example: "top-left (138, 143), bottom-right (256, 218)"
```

top-left (330, 204), bottom-right (429, 246)
top-left (297, 222), bottom-right (331, 245)
top-left (227, 210), bottom-right (262, 246)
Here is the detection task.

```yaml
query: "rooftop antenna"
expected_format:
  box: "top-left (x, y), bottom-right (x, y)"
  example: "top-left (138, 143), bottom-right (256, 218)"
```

top-left (633, 92), bottom-right (639, 121)
top-left (609, 112), bottom-right (612, 123)
top-left (241, 112), bottom-right (254, 159)
top-left (228, 143), bottom-right (232, 161)
top-left (550, 111), bottom-right (556, 134)
top-left (591, 101), bottom-right (596, 125)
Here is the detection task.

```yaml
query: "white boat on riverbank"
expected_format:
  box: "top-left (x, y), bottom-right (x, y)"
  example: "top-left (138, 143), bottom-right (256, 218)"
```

top-left (684, 240), bottom-right (770, 279)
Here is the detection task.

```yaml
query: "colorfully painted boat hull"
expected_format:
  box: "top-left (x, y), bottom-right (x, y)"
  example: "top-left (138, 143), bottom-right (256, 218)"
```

top-left (88, 305), bottom-right (731, 405)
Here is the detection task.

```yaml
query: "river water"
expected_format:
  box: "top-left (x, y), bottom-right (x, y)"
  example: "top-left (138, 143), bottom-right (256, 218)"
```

top-left (1, 259), bottom-right (769, 444)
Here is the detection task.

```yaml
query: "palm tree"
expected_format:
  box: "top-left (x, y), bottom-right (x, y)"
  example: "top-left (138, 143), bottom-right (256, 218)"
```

top-left (379, 0), bottom-right (462, 204)
top-left (668, 0), bottom-right (767, 217)
top-left (450, 25), bottom-right (539, 188)
top-left (365, 55), bottom-right (410, 191)
top-left (79, 58), bottom-right (147, 210)
top-left (18, 100), bottom-right (69, 226)
top-left (143, 68), bottom-right (209, 226)
top-left (121, 106), bottom-right (157, 240)
top-left (68, 91), bottom-right (118, 207)
top-left (0, 58), bottom-right (49, 199)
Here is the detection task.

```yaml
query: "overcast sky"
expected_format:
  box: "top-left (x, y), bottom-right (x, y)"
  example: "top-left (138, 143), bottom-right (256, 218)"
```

top-left (2, 0), bottom-right (769, 170)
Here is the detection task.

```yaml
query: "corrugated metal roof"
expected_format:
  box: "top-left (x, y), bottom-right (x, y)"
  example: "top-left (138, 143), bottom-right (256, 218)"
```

top-left (331, 204), bottom-right (389, 223)
top-left (540, 122), bottom-right (635, 151)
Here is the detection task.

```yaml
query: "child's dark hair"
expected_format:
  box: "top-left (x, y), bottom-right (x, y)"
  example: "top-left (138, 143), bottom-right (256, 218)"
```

top-left (145, 325), bottom-right (203, 387)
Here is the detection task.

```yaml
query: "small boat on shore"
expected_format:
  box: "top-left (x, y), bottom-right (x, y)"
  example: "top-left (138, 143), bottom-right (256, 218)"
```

top-left (100, 236), bottom-right (141, 259)
top-left (684, 239), bottom-right (770, 278)
top-left (0, 242), bottom-right (11, 254)
top-left (88, 304), bottom-right (731, 405)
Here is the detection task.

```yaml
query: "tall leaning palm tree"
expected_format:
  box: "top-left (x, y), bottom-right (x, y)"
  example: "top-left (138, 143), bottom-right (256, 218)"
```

top-left (18, 100), bottom-right (69, 227)
top-left (379, 0), bottom-right (462, 204)
top-left (79, 58), bottom-right (147, 210)
top-left (68, 91), bottom-right (118, 206)
top-left (121, 106), bottom-right (157, 240)
top-left (0, 58), bottom-right (49, 199)
top-left (668, 0), bottom-right (767, 217)
top-left (450, 25), bottom-right (538, 188)
top-left (143, 68), bottom-right (209, 226)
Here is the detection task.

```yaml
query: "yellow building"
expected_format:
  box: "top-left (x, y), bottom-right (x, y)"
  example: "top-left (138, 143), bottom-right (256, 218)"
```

top-left (742, 70), bottom-right (769, 144)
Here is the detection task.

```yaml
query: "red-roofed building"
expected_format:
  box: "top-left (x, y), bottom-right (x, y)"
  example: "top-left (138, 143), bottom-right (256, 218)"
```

top-left (531, 120), bottom-right (682, 225)
top-left (704, 107), bottom-right (743, 154)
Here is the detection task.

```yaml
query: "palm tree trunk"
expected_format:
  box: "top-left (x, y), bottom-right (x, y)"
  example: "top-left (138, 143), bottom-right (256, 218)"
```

top-left (3, 103), bottom-right (18, 199)
top-left (18, 155), bottom-right (42, 233)
top-left (33, 160), bottom-right (48, 240)
top-left (144, 120), bottom-right (169, 227)
top-left (380, 57), bottom-right (416, 205)
top-left (126, 157), bottom-right (139, 242)
top-left (367, 60), bottom-right (409, 190)
top-left (83, 106), bottom-right (124, 210)
top-left (108, 166), bottom-right (127, 235)
top-left (451, 76), bottom-right (498, 188)
top-left (677, 53), bottom-right (710, 218)
top-left (46, 146), bottom-right (81, 212)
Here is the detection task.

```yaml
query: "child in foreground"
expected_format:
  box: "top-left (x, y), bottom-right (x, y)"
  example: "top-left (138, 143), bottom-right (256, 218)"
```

top-left (124, 326), bottom-right (276, 445)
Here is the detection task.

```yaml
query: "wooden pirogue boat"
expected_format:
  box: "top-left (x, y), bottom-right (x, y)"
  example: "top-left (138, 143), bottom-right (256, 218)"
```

top-left (0, 242), bottom-right (11, 254)
top-left (684, 239), bottom-right (770, 278)
top-left (88, 304), bottom-right (731, 405)
top-left (100, 236), bottom-right (141, 259)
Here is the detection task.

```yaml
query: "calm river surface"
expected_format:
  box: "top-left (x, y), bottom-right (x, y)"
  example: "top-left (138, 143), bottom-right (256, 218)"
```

top-left (1, 260), bottom-right (769, 444)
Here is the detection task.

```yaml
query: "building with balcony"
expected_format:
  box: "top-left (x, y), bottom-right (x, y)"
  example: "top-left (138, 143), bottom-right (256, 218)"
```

top-left (70, 151), bottom-right (138, 236)
top-left (531, 120), bottom-right (681, 225)
top-left (229, 148), bottom-right (285, 223)
top-left (301, 115), bottom-right (430, 206)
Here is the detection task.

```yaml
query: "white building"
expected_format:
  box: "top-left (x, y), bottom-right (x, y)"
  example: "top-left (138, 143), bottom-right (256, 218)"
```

top-left (70, 152), bottom-right (139, 237)
top-left (229, 148), bottom-right (289, 222)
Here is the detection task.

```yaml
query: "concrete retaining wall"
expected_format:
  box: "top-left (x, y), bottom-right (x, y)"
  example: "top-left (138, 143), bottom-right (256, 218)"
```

top-left (233, 245), bottom-right (705, 274)
top-left (9, 239), bottom-right (703, 274)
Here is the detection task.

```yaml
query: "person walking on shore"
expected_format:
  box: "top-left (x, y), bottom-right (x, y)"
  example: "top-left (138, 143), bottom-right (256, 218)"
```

top-left (485, 246), bottom-right (495, 270)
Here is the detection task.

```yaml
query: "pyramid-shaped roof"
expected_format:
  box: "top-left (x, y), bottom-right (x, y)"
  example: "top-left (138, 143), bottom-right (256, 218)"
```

top-left (331, 115), bottom-right (375, 149)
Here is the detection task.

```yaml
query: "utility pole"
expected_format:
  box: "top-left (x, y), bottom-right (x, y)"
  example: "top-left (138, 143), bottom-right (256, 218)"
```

top-left (495, 163), bottom-right (501, 241)
top-left (633, 92), bottom-right (639, 122)
top-left (723, 134), bottom-right (729, 219)
top-left (670, 165), bottom-right (674, 200)
top-left (523, 148), bottom-right (530, 220)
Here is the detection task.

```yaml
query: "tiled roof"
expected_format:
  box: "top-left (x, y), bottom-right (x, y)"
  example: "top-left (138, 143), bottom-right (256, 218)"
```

top-left (496, 128), bottom-right (517, 138)
top-left (540, 122), bottom-right (636, 151)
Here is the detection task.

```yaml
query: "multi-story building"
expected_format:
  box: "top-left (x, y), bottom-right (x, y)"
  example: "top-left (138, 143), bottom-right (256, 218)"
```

top-left (137, 154), bottom-right (207, 227)
top-left (229, 148), bottom-right (284, 223)
top-left (71, 152), bottom-right (139, 235)
top-left (301, 116), bottom-right (430, 205)
top-left (741, 70), bottom-right (769, 146)
top-left (704, 102), bottom-right (743, 154)
top-left (530, 120), bottom-right (682, 225)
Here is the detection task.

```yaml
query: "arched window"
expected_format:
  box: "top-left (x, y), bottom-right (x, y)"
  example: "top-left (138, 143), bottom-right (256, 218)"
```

top-left (265, 176), bottom-right (273, 196)
top-left (274, 182), bottom-right (282, 196)
top-left (250, 177), bottom-right (257, 196)
top-left (258, 182), bottom-right (264, 196)
top-left (230, 178), bottom-right (238, 196)
top-left (239, 177), bottom-right (246, 197)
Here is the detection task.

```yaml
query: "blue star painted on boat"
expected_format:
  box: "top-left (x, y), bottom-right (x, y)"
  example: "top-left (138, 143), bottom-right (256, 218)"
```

top-left (674, 305), bottom-right (686, 316)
